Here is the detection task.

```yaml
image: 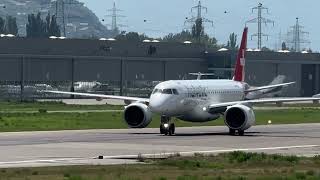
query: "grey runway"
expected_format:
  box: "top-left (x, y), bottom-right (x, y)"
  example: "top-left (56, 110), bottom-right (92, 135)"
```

top-left (0, 123), bottom-right (319, 168)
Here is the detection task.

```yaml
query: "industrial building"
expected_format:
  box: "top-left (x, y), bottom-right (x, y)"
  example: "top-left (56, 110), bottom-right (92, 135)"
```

top-left (0, 37), bottom-right (319, 99)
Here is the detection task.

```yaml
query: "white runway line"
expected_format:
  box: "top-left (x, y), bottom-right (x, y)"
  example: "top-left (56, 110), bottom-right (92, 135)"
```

top-left (0, 158), bottom-right (91, 165)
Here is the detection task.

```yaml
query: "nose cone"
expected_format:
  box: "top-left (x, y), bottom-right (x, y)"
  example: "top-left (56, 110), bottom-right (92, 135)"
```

top-left (149, 94), bottom-right (169, 113)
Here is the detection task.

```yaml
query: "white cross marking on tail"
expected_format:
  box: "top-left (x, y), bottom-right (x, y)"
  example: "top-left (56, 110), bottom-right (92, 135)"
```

top-left (240, 49), bottom-right (245, 66)
top-left (240, 58), bottom-right (245, 66)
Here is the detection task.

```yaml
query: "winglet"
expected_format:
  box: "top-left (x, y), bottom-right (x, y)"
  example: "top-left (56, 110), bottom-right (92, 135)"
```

top-left (233, 27), bottom-right (248, 82)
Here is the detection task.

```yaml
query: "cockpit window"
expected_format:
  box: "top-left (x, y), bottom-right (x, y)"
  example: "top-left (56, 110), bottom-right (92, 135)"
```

top-left (172, 89), bottom-right (179, 95)
top-left (162, 89), bottom-right (173, 94)
top-left (152, 89), bottom-right (161, 94)
top-left (152, 88), bottom-right (179, 95)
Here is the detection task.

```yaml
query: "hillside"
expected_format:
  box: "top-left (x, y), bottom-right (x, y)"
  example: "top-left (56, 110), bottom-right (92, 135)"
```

top-left (0, 0), bottom-right (113, 38)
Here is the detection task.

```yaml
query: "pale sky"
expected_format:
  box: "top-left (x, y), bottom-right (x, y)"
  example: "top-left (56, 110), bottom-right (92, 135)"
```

top-left (79, 0), bottom-right (319, 51)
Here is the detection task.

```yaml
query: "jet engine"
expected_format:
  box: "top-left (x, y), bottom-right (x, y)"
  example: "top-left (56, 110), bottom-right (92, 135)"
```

top-left (224, 104), bottom-right (255, 131)
top-left (124, 103), bottom-right (152, 128)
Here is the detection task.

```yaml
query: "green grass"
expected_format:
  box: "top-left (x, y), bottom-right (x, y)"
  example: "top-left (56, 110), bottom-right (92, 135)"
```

top-left (0, 101), bottom-right (122, 112)
top-left (0, 101), bottom-right (318, 132)
top-left (1, 152), bottom-right (319, 180)
top-left (0, 108), bottom-right (319, 132)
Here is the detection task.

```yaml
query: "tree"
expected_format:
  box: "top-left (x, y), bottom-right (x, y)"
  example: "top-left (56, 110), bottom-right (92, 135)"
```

top-left (192, 18), bottom-right (204, 42)
top-left (115, 32), bottom-right (149, 42)
top-left (281, 42), bottom-right (287, 50)
top-left (0, 17), bottom-right (4, 34)
top-left (227, 33), bottom-right (237, 50)
top-left (0, 16), bottom-right (18, 35)
top-left (26, 13), bottom-right (46, 38)
top-left (46, 14), bottom-right (60, 37)
top-left (163, 30), bottom-right (193, 42)
top-left (26, 12), bottom-right (61, 38)
top-left (261, 46), bottom-right (272, 52)
top-left (162, 30), bottom-right (218, 48)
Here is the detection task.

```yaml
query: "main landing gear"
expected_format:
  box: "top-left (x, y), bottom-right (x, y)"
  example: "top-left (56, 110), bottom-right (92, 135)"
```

top-left (160, 116), bottom-right (175, 136)
top-left (229, 129), bottom-right (245, 136)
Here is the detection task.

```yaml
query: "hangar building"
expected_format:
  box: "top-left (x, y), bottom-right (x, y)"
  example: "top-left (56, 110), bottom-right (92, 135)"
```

top-left (0, 38), bottom-right (319, 99)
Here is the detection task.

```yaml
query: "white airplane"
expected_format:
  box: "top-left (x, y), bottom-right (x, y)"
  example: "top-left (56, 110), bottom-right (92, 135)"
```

top-left (45, 27), bottom-right (320, 136)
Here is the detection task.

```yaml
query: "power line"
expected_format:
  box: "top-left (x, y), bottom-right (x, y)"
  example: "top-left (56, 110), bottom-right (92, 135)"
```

top-left (51, 0), bottom-right (83, 37)
top-left (105, 2), bottom-right (126, 32)
top-left (286, 17), bottom-right (310, 52)
top-left (184, 1), bottom-right (213, 29)
top-left (246, 3), bottom-right (274, 49)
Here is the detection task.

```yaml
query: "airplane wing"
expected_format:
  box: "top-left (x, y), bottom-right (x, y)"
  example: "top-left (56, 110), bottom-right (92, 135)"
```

top-left (245, 82), bottom-right (295, 93)
top-left (206, 97), bottom-right (320, 111)
top-left (44, 90), bottom-right (149, 103)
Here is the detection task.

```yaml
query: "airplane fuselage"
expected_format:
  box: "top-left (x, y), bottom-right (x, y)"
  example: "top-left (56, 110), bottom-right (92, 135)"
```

top-left (149, 80), bottom-right (247, 122)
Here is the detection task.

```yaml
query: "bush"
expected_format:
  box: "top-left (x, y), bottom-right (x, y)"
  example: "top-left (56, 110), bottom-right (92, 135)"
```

top-left (38, 109), bottom-right (47, 113)
top-left (226, 151), bottom-right (299, 164)
top-left (137, 153), bottom-right (145, 162)
top-left (295, 172), bottom-right (306, 179)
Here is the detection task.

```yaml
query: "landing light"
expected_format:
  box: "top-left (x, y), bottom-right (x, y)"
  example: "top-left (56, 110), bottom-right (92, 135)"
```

top-left (203, 107), bottom-right (207, 112)
top-left (164, 124), bottom-right (169, 128)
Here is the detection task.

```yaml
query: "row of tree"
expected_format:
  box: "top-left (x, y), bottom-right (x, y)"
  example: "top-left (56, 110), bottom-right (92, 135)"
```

top-left (2, 13), bottom-right (234, 48)
top-left (0, 16), bottom-right (18, 35)
top-left (115, 18), bottom-right (239, 49)
top-left (0, 12), bottom-right (61, 37)
top-left (26, 13), bottom-right (60, 38)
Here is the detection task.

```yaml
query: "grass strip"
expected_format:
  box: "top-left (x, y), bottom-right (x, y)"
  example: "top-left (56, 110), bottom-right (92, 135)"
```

top-left (0, 108), bottom-right (319, 132)
top-left (0, 152), bottom-right (319, 180)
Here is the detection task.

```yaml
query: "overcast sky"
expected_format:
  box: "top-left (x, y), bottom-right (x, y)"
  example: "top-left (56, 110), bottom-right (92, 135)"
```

top-left (79, 0), bottom-right (319, 51)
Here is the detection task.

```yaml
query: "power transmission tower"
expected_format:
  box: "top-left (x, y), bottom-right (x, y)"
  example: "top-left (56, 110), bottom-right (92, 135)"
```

top-left (286, 18), bottom-right (310, 52)
top-left (106, 2), bottom-right (126, 32)
top-left (184, 1), bottom-right (213, 29)
top-left (52, 0), bottom-right (83, 37)
top-left (246, 3), bottom-right (274, 49)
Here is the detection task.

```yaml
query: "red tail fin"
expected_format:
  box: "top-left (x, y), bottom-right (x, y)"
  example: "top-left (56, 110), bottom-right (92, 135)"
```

top-left (233, 27), bottom-right (248, 82)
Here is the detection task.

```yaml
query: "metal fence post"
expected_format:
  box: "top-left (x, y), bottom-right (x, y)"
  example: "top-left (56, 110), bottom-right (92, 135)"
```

top-left (20, 56), bottom-right (25, 102)
top-left (120, 59), bottom-right (124, 96)
top-left (70, 57), bottom-right (75, 99)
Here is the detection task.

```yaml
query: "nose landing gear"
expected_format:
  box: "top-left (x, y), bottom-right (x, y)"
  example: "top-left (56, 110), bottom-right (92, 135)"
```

top-left (229, 128), bottom-right (245, 136)
top-left (160, 116), bottom-right (175, 136)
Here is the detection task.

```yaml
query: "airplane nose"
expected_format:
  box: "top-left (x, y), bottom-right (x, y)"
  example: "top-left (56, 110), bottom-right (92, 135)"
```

top-left (149, 95), bottom-right (168, 113)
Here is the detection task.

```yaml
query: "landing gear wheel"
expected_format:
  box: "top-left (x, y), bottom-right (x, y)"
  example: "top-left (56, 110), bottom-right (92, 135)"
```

top-left (169, 123), bottom-right (175, 136)
top-left (238, 130), bottom-right (245, 136)
top-left (229, 129), bottom-right (236, 136)
top-left (164, 129), bottom-right (169, 136)
top-left (160, 116), bottom-right (175, 136)
top-left (160, 125), bottom-right (165, 134)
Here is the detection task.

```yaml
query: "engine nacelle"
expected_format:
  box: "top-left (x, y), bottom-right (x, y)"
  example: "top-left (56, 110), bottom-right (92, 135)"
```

top-left (124, 103), bottom-right (152, 128)
top-left (224, 104), bottom-right (255, 131)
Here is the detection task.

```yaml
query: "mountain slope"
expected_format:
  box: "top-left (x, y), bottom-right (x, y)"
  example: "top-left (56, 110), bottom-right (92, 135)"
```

top-left (0, 0), bottom-right (113, 38)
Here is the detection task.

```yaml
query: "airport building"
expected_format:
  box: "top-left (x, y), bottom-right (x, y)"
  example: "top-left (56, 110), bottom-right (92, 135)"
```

top-left (0, 38), bottom-right (319, 99)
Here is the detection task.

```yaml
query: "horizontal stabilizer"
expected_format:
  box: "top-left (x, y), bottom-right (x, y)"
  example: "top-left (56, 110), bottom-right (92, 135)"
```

top-left (245, 82), bottom-right (295, 93)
